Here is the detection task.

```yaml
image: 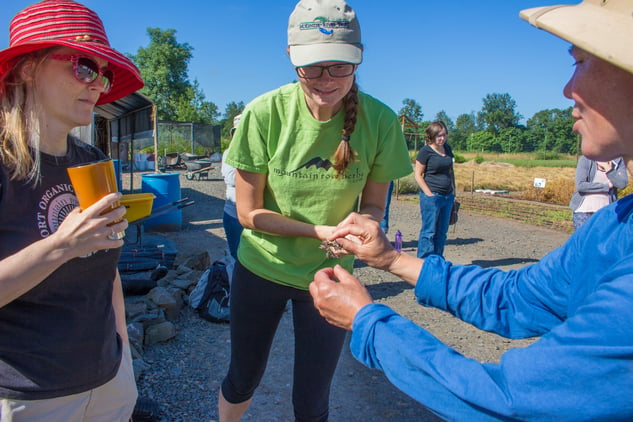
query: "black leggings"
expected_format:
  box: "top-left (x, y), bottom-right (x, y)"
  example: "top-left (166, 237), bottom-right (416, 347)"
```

top-left (221, 260), bottom-right (346, 422)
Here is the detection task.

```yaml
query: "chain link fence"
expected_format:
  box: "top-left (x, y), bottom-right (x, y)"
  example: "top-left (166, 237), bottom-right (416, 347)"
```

top-left (156, 121), bottom-right (222, 157)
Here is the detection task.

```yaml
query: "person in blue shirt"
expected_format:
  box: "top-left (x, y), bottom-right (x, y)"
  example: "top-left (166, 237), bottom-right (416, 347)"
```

top-left (309, 0), bottom-right (633, 420)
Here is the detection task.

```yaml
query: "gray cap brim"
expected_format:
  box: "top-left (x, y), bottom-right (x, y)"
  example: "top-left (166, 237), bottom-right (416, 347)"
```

top-left (289, 43), bottom-right (362, 67)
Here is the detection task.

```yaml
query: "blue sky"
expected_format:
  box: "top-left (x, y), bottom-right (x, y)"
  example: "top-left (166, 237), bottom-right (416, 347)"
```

top-left (1, 1), bottom-right (576, 124)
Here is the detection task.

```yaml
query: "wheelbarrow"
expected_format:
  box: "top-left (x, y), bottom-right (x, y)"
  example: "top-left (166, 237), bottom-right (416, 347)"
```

top-left (157, 152), bottom-right (185, 170)
top-left (184, 159), bottom-right (214, 180)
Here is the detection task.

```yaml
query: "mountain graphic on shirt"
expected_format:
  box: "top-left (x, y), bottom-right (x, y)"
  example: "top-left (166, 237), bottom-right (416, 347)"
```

top-left (293, 157), bottom-right (333, 172)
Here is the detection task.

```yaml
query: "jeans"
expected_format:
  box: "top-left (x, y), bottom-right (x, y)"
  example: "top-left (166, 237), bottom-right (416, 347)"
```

top-left (223, 211), bottom-right (243, 259)
top-left (572, 211), bottom-right (594, 231)
top-left (380, 181), bottom-right (394, 234)
top-left (417, 192), bottom-right (454, 258)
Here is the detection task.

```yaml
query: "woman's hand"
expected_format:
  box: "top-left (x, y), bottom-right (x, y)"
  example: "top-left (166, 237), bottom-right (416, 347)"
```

top-left (51, 192), bottom-right (128, 259)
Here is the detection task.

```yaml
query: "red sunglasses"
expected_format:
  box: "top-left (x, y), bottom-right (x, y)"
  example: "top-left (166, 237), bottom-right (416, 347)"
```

top-left (50, 54), bottom-right (113, 94)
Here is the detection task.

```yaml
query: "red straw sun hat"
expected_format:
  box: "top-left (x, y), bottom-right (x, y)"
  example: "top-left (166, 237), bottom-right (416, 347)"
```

top-left (0, 0), bottom-right (143, 104)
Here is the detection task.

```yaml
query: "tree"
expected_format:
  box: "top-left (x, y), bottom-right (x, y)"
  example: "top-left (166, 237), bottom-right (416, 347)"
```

top-left (434, 110), bottom-right (455, 134)
top-left (496, 127), bottom-right (527, 153)
top-left (175, 80), bottom-right (218, 124)
top-left (221, 101), bottom-right (245, 138)
top-left (452, 113), bottom-right (478, 150)
top-left (398, 98), bottom-right (424, 124)
top-left (478, 93), bottom-right (522, 134)
top-left (525, 107), bottom-right (576, 153)
top-left (466, 131), bottom-right (496, 152)
top-left (131, 28), bottom-right (218, 123)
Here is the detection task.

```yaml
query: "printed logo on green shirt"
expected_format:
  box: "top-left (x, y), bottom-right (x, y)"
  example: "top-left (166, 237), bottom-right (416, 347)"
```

top-left (293, 156), bottom-right (333, 172)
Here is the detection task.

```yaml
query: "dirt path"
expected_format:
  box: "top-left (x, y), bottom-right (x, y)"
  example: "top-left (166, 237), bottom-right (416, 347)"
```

top-left (129, 167), bottom-right (570, 421)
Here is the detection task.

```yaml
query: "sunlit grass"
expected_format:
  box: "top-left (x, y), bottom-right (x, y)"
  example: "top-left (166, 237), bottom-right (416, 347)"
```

top-left (459, 152), bottom-right (577, 168)
top-left (398, 152), bottom-right (633, 206)
top-left (453, 162), bottom-right (576, 198)
top-left (499, 159), bottom-right (576, 168)
top-left (397, 152), bottom-right (578, 205)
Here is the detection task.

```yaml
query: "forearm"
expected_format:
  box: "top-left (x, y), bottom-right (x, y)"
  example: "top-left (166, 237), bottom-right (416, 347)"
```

top-left (417, 254), bottom-right (565, 338)
top-left (608, 169), bottom-right (629, 189)
top-left (576, 180), bottom-right (610, 193)
top-left (386, 252), bottom-right (424, 287)
top-left (351, 303), bottom-right (631, 421)
top-left (351, 305), bottom-right (511, 420)
top-left (357, 203), bottom-right (384, 222)
top-left (415, 176), bottom-right (433, 196)
top-left (240, 208), bottom-right (331, 240)
top-left (358, 179), bottom-right (390, 221)
top-left (0, 235), bottom-right (72, 308)
top-left (112, 270), bottom-right (129, 344)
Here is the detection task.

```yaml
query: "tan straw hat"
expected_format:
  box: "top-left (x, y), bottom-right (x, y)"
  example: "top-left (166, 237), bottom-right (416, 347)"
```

top-left (0, 0), bottom-right (143, 104)
top-left (520, 0), bottom-right (633, 75)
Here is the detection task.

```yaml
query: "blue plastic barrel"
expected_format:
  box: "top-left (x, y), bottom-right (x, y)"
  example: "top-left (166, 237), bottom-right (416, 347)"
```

top-left (112, 159), bottom-right (122, 191)
top-left (141, 172), bottom-right (182, 231)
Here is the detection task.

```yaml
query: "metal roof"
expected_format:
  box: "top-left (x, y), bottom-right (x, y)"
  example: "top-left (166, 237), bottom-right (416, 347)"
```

top-left (94, 91), bottom-right (155, 141)
top-left (94, 91), bottom-right (154, 121)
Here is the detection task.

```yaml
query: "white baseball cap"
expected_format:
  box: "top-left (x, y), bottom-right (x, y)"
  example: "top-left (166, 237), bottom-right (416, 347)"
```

top-left (287, 0), bottom-right (362, 67)
top-left (520, 0), bottom-right (633, 75)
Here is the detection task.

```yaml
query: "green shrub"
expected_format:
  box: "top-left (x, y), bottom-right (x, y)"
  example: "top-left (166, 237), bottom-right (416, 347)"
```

top-left (474, 154), bottom-right (485, 164)
top-left (619, 182), bottom-right (633, 198)
top-left (534, 151), bottom-right (562, 160)
top-left (454, 153), bottom-right (466, 163)
top-left (395, 176), bottom-right (418, 194)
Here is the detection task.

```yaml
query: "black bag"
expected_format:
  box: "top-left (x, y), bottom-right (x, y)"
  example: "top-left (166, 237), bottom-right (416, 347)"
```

top-left (189, 259), bottom-right (231, 323)
top-left (449, 200), bottom-right (461, 225)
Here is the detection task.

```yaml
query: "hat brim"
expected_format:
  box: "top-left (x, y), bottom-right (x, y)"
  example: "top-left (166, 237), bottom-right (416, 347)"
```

top-left (0, 40), bottom-right (143, 105)
top-left (520, 2), bottom-right (633, 75)
top-left (289, 43), bottom-right (362, 67)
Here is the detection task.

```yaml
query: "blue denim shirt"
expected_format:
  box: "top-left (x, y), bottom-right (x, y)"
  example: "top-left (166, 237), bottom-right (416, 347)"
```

top-left (352, 194), bottom-right (633, 421)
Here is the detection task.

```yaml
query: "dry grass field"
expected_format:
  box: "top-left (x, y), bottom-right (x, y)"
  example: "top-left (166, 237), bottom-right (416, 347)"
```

top-left (395, 152), bottom-right (633, 231)
top-left (453, 161), bottom-right (577, 204)
top-left (397, 159), bottom-right (577, 206)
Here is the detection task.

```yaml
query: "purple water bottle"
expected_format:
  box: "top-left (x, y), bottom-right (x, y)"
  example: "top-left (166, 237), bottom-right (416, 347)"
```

top-left (395, 230), bottom-right (402, 252)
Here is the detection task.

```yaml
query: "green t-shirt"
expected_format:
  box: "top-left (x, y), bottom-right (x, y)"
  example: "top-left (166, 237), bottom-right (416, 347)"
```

top-left (225, 83), bottom-right (412, 289)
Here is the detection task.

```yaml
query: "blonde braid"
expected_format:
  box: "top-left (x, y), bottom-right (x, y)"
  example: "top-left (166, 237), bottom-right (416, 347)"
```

top-left (332, 81), bottom-right (358, 177)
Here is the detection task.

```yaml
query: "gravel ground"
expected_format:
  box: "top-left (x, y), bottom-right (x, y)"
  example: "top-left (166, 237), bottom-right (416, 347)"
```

top-left (123, 166), bottom-right (570, 421)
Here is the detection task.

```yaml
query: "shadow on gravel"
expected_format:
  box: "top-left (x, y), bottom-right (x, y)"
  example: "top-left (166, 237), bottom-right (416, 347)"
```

top-left (366, 281), bottom-right (413, 300)
top-left (446, 237), bottom-right (484, 246)
top-left (179, 186), bottom-right (224, 230)
top-left (472, 257), bottom-right (539, 268)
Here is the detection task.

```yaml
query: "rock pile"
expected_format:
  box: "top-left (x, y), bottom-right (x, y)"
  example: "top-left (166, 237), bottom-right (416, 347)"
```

top-left (123, 251), bottom-right (212, 380)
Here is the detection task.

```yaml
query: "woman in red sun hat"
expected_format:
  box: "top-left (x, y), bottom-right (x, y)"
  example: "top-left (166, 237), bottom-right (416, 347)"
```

top-left (0, 1), bottom-right (143, 421)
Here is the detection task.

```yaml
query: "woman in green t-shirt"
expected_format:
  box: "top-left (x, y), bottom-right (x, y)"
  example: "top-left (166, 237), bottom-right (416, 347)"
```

top-left (218, 1), bottom-right (412, 421)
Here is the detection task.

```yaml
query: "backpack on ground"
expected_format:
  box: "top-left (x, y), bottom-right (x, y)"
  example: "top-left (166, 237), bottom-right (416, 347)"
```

top-left (189, 256), bottom-right (233, 323)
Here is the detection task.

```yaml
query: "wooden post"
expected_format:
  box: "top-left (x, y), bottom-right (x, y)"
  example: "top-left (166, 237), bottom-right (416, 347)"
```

top-left (152, 105), bottom-right (159, 173)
